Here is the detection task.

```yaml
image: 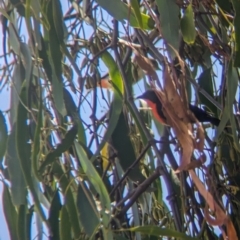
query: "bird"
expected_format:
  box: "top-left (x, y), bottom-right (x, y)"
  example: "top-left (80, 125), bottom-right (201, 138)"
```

top-left (137, 89), bottom-right (220, 126)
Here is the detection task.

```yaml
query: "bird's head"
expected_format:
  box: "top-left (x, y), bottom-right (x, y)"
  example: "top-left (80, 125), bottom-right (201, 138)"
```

top-left (137, 89), bottom-right (159, 103)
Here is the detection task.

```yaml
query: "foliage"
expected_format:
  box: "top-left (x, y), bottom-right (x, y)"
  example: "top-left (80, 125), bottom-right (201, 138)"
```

top-left (0, 0), bottom-right (240, 239)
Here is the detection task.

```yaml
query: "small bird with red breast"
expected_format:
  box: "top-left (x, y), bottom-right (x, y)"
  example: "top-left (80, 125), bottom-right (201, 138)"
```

top-left (137, 89), bottom-right (220, 126)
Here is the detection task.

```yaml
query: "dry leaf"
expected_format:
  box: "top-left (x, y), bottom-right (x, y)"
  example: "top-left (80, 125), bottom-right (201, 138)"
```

top-left (189, 170), bottom-right (238, 239)
top-left (133, 49), bottom-right (159, 81)
top-left (181, 154), bottom-right (206, 171)
top-left (160, 64), bottom-right (194, 171)
top-left (195, 123), bottom-right (205, 151)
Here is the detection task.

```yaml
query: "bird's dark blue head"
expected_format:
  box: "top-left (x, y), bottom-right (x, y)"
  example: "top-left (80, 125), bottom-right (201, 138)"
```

top-left (137, 90), bottom-right (159, 103)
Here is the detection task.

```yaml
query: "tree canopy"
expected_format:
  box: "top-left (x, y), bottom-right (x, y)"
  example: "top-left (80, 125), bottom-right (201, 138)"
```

top-left (0, 0), bottom-right (240, 239)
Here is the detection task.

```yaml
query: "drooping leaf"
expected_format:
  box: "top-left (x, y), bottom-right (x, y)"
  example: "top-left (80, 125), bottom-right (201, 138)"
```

top-left (130, 0), bottom-right (143, 29)
top-left (96, 0), bottom-right (154, 29)
top-left (169, 169), bottom-right (184, 224)
top-left (0, 111), bottom-right (8, 164)
top-left (231, 0), bottom-right (240, 66)
top-left (8, 24), bottom-right (21, 55)
top-left (226, 61), bottom-right (239, 148)
top-left (52, 162), bottom-right (81, 238)
top-left (155, 0), bottom-right (180, 57)
top-left (49, 191), bottom-right (62, 240)
top-left (76, 182), bottom-right (100, 236)
top-left (31, 89), bottom-right (42, 181)
top-left (45, 0), bottom-right (66, 116)
top-left (17, 204), bottom-right (27, 240)
top-left (180, 4), bottom-right (196, 44)
top-left (63, 88), bottom-right (87, 145)
top-left (90, 51), bottom-right (123, 160)
top-left (16, 82), bottom-right (47, 225)
top-left (60, 205), bottom-right (72, 240)
top-left (38, 35), bottom-right (52, 81)
top-left (112, 111), bottom-right (144, 181)
top-left (6, 125), bottom-right (26, 206)
top-left (74, 141), bottom-right (113, 239)
top-left (197, 68), bottom-right (217, 114)
top-left (52, 0), bottom-right (65, 44)
top-left (2, 185), bottom-right (18, 240)
top-left (20, 42), bottom-right (32, 91)
top-left (10, 64), bottom-right (25, 126)
top-left (39, 125), bottom-right (78, 173)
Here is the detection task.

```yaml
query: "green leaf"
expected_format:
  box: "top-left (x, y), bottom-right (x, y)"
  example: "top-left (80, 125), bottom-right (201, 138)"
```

top-left (155, 0), bottom-right (180, 57)
top-left (128, 226), bottom-right (198, 239)
top-left (52, 78), bottom-right (66, 116)
top-left (90, 51), bottom-right (123, 160)
top-left (215, 105), bottom-right (230, 138)
top-left (60, 206), bottom-right (72, 240)
top-left (8, 25), bottom-right (20, 55)
top-left (74, 141), bottom-right (112, 238)
top-left (2, 185), bottom-right (18, 240)
top-left (130, 0), bottom-right (143, 28)
top-left (62, 88), bottom-right (87, 145)
top-left (112, 111), bottom-right (144, 181)
top-left (49, 191), bottom-right (62, 240)
top-left (169, 169), bottom-right (184, 224)
top-left (180, 4), bottom-right (196, 44)
top-left (38, 35), bottom-right (52, 81)
top-left (226, 61), bottom-right (239, 148)
top-left (63, 88), bottom-right (77, 117)
top-left (31, 89), bottom-right (42, 180)
top-left (39, 125), bottom-right (78, 173)
top-left (52, 162), bottom-right (81, 238)
top-left (76, 182), bottom-right (100, 236)
top-left (10, 64), bottom-right (25, 125)
top-left (30, 0), bottom-right (42, 20)
top-left (16, 83), bottom-right (31, 174)
top-left (231, 0), bottom-right (240, 66)
top-left (46, 0), bottom-right (62, 78)
top-left (197, 68), bottom-right (217, 114)
top-left (26, 206), bottom-right (33, 240)
top-left (32, 18), bottom-right (42, 51)
top-left (52, 0), bottom-right (65, 44)
top-left (45, 0), bottom-right (66, 116)
top-left (0, 8), bottom-right (11, 21)
top-left (96, 0), bottom-right (154, 29)
top-left (227, 63), bottom-right (238, 108)
top-left (20, 42), bottom-right (32, 91)
top-left (6, 125), bottom-right (26, 205)
top-left (17, 204), bottom-right (27, 240)
top-left (0, 111), bottom-right (8, 163)
top-left (77, 118), bottom-right (87, 146)
top-left (16, 82), bottom-right (47, 225)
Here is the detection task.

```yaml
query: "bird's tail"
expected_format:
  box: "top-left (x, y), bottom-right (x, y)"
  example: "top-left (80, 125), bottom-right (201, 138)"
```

top-left (189, 105), bottom-right (220, 126)
top-left (205, 116), bottom-right (220, 126)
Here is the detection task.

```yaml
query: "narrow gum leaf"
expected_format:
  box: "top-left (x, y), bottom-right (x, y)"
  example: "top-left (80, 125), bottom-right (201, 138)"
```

top-left (130, 0), bottom-right (143, 28)
top-left (180, 4), bottom-right (196, 44)
top-left (96, 0), bottom-right (154, 29)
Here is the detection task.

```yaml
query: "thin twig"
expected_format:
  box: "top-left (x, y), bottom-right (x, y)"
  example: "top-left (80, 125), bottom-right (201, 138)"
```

top-left (116, 166), bottom-right (164, 218)
top-left (110, 142), bottom-right (151, 196)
